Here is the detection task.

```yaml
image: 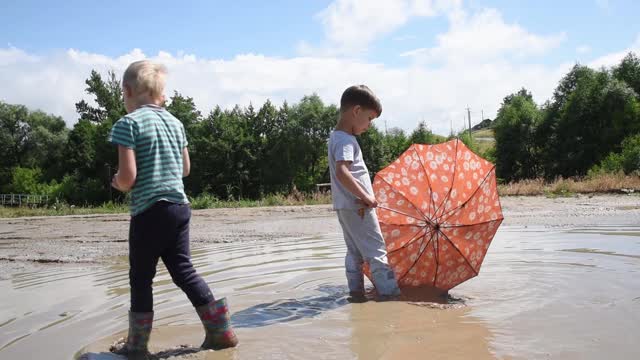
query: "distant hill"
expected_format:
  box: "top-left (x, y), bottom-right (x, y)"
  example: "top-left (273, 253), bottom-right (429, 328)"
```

top-left (471, 123), bottom-right (495, 154)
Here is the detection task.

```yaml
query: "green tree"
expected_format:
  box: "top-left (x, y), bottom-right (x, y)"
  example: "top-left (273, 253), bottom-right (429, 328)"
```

top-left (166, 92), bottom-right (202, 136)
top-left (0, 102), bottom-right (69, 189)
top-left (540, 66), bottom-right (640, 177)
top-left (22, 110), bottom-right (69, 180)
top-left (382, 127), bottom-right (410, 163)
top-left (358, 125), bottom-right (386, 175)
top-left (408, 121), bottom-right (437, 145)
top-left (288, 95), bottom-right (338, 191)
top-left (63, 69), bottom-right (127, 203)
top-left (255, 100), bottom-right (290, 194)
top-left (493, 88), bottom-right (542, 181)
top-left (613, 52), bottom-right (640, 97)
top-left (0, 103), bottom-right (30, 186)
top-left (166, 92), bottom-right (203, 194)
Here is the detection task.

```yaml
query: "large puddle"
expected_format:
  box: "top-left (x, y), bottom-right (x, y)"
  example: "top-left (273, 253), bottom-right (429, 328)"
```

top-left (1, 225), bottom-right (639, 359)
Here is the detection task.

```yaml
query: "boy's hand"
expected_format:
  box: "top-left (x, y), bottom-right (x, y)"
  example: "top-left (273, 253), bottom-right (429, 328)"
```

top-left (357, 195), bottom-right (378, 208)
top-left (111, 173), bottom-right (126, 192)
top-left (365, 195), bottom-right (378, 208)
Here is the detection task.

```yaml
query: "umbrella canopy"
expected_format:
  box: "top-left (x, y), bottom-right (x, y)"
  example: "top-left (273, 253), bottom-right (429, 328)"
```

top-left (368, 139), bottom-right (503, 291)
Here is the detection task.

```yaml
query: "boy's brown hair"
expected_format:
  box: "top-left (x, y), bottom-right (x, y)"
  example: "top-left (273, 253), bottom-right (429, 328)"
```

top-left (340, 85), bottom-right (382, 116)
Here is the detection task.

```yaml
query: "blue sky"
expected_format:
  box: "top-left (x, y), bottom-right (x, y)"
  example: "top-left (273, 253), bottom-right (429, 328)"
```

top-left (2, 0), bottom-right (636, 63)
top-left (468, 0), bottom-right (638, 61)
top-left (1, 0), bottom-right (325, 59)
top-left (1, 0), bottom-right (639, 134)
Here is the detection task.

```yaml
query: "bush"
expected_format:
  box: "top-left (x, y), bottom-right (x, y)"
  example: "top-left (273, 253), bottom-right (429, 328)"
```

top-left (589, 134), bottom-right (640, 176)
top-left (6, 167), bottom-right (63, 201)
top-left (58, 173), bottom-right (109, 205)
top-left (189, 193), bottom-right (220, 209)
top-left (620, 134), bottom-right (640, 174)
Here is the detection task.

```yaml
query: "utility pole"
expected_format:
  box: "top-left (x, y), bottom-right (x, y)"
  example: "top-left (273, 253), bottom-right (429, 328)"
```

top-left (466, 106), bottom-right (472, 133)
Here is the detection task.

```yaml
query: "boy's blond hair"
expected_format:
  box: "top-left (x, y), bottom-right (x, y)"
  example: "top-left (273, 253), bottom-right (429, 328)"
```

top-left (123, 60), bottom-right (167, 99)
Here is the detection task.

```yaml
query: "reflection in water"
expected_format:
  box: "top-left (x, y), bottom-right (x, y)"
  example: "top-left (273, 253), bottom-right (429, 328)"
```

top-left (0, 226), bottom-right (639, 359)
top-left (231, 285), bottom-right (349, 328)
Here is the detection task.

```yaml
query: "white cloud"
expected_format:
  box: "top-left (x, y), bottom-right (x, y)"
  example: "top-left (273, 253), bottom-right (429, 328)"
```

top-left (319, 0), bottom-right (408, 53)
top-left (400, 8), bottom-right (566, 64)
top-left (1, 2), bottom-right (636, 137)
top-left (0, 46), bottom-right (570, 135)
top-left (293, 2), bottom-right (569, 133)
top-left (303, 0), bottom-right (462, 56)
top-left (588, 34), bottom-right (640, 68)
top-left (0, 47), bottom-right (39, 66)
top-left (0, 48), bottom-right (145, 125)
top-left (576, 45), bottom-right (592, 54)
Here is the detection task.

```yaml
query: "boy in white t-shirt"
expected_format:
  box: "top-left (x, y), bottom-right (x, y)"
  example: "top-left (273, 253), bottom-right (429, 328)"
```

top-left (328, 85), bottom-right (401, 303)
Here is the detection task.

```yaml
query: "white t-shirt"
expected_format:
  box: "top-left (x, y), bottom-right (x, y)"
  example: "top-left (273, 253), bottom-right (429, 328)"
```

top-left (328, 130), bottom-right (374, 210)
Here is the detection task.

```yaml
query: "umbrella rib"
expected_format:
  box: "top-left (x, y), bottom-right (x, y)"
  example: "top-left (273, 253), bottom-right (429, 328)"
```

top-left (388, 226), bottom-right (429, 255)
top-left (377, 205), bottom-right (429, 224)
top-left (438, 230), bottom-right (479, 276)
top-left (411, 146), bottom-right (438, 220)
top-left (432, 138), bottom-right (460, 220)
top-left (437, 166), bottom-right (495, 225)
top-left (440, 218), bottom-right (504, 229)
top-left (377, 176), bottom-right (429, 221)
top-left (380, 222), bottom-right (430, 228)
top-left (394, 229), bottom-right (430, 282)
top-left (398, 229), bottom-right (436, 282)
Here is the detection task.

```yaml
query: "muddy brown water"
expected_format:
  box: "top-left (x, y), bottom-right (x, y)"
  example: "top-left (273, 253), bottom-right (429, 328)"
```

top-left (1, 201), bottom-right (640, 359)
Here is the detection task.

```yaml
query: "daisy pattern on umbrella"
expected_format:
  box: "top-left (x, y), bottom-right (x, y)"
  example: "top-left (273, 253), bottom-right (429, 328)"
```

top-left (366, 139), bottom-right (504, 291)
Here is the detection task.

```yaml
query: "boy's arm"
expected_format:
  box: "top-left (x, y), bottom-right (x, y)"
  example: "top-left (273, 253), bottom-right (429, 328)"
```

top-left (180, 123), bottom-right (190, 177)
top-left (182, 147), bottom-right (190, 177)
top-left (335, 161), bottom-right (377, 208)
top-left (112, 146), bottom-right (137, 192)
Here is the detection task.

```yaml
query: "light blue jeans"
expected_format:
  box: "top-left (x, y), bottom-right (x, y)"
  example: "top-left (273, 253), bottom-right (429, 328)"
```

top-left (336, 208), bottom-right (400, 296)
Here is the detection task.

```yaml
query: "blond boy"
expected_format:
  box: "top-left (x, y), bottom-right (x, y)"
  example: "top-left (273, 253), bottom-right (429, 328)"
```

top-left (109, 60), bottom-right (237, 358)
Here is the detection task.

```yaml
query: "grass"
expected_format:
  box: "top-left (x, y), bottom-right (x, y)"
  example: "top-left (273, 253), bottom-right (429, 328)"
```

top-left (188, 191), bottom-right (332, 210)
top-left (469, 129), bottom-right (495, 155)
top-left (472, 128), bottom-right (495, 139)
top-left (0, 201), bottom-right (129, 218)
top-left (0, 192), bottom-right (333, 218)
top-left (498, 173), bottom-right (640, 196)
top-left (2, 173), bottom-right (639, 218)
top-left (475, 140), bottom-right (494, 155)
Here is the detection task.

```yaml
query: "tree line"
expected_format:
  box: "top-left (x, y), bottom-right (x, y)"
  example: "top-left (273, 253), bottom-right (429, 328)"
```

top-left (3, 52), bottom-right (638, 205)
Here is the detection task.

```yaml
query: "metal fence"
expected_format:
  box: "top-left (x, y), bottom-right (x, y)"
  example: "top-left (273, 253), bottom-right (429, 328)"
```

top-left (315, 183), bottom-right (331, 193)
top-left (0, 194), bottom-right (49, 207)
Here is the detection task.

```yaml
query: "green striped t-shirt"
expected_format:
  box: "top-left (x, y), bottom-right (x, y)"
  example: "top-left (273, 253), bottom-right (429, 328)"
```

top-left (108, 104), bottom-right (189, 216)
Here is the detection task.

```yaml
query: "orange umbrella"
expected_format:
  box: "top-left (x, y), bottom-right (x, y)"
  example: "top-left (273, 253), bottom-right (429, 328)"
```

top-left (368, 139), bottom-right (503, 291)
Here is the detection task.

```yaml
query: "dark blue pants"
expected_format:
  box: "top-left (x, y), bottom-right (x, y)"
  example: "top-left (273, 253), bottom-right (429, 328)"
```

top-left (129, 201), bottom-right (214, 312)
